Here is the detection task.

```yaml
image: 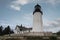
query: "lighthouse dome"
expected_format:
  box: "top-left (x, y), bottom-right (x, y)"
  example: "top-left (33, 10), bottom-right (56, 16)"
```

top-left (33, 4), bottom-right (43, 15)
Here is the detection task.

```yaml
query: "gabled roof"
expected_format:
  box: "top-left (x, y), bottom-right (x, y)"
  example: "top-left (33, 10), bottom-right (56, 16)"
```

top-left (15, 25), bottom-right (32, 31)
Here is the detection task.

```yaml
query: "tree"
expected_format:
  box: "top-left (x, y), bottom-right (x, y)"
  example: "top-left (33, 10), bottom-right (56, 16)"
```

top-left (3, 25), bottom-right (14, 35)
top-left (50, 36), bottom-right (57, 40)
top-left (3, 26), bottom-right (10, 34)
top-left (0, 26), bottom-right (3, 35)
top-left (56, 31), bottom-right (60, 35)
top-left (10, 30), bottom-right (14, 34)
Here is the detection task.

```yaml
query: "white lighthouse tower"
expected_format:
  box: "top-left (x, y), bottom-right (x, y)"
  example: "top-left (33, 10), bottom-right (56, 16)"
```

top-left (32, 4), bottom-right (43, 32)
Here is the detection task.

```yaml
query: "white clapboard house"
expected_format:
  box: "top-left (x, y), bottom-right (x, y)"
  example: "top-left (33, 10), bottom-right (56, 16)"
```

top-left (15, 24), bottom-right (32, 34)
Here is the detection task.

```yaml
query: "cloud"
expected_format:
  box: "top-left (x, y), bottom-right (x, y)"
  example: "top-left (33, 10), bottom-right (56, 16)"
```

top-left (10, 0), bottom-right (60, 11)
top-left (10, 5), bottom-right (21, 11)
top-left (45, 0), bottom-right (60, 5)
top-left (10, 0), bottom-right (30, 11)
top-left (43, 18), bottom-right (60, 33)
top-left (45, 0), bottom-right (56, 5)
top-left (43, 18), bottom-right (60, 27)
top-left (33, 0), bottom-right (60, 5)
top-left (12, 0), bottom-right (30, 5)
top-left (48, 18), bottom-right (60, 27)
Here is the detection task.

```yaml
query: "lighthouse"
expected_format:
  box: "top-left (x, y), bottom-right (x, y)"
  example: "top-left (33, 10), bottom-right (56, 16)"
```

top-left (32, 4), bottom-right (43, 32)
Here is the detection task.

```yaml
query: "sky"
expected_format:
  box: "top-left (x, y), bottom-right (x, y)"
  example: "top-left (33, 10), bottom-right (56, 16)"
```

top-left (0, 0), bottom-right (60, 33)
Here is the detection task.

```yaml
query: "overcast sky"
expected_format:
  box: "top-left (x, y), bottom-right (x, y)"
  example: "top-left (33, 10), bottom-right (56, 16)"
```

top-left (0, 0), bottom-right (60, 33)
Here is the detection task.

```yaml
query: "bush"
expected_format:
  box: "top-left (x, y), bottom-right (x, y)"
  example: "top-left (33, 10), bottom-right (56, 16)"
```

top-left (50, 36), bottom-right (57, 40)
